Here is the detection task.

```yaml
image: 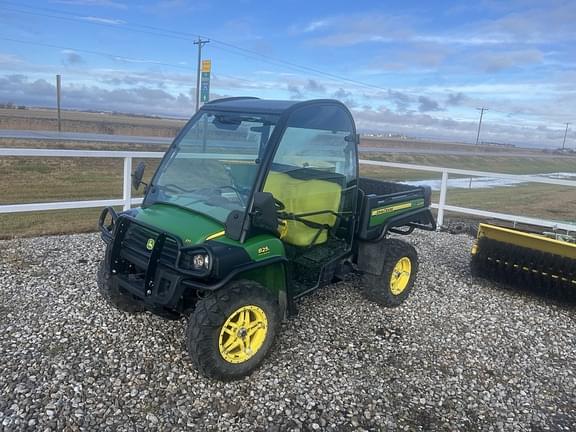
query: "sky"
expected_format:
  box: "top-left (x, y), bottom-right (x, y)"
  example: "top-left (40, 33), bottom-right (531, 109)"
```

top-left (0, 0), bottom-right (575, 148)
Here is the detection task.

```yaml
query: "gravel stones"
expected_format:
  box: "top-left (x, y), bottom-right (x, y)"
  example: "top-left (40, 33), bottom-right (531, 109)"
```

top-left (1, 231), bottom-right (575, 431)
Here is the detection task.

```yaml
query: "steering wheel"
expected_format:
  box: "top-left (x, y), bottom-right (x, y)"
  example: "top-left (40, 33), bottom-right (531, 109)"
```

top-left (219, 185), bottom-right (246, 206)
top-left (274, 198), bottom-right (285, 211)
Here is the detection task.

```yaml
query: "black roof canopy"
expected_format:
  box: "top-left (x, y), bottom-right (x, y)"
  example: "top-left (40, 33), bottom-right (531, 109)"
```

top-left (202, 97), bottom-right (345, 116)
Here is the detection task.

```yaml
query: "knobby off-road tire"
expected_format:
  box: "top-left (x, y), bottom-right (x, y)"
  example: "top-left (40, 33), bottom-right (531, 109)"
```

top-left (97, 260), bottom-right (146, 314)
top-left (363, 239), bottom-right (419, 307)
top-left (186, 280), bottom-right (280, 381)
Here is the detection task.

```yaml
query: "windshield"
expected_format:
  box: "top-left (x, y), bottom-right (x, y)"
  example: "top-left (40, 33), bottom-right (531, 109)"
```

top-left (146, 110), bottom-right (278, 222)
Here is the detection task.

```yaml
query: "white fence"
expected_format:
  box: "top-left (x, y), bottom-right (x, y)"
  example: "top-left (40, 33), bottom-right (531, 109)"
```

top-left (1, 148), bottom-right (575, 233)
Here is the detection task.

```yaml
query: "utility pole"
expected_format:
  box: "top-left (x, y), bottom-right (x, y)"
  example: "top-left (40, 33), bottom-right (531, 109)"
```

top-left (469, 107), bottom-right (488, 189)
top-left (474, 107), bottom-right (488, 146)
top-left (194, 37), bottom-right (209, 111)
top-left (562, 122), bottom-right (570, 150)
top-left (56, 74), bottom-right (62, 132)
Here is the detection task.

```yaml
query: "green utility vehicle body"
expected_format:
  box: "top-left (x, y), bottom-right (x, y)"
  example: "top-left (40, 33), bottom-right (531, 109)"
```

top-left (98, 98), bottom-right (435, 379)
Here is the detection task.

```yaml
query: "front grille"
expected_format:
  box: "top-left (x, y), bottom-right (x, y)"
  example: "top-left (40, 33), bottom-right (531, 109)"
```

top-left (122, 224), bottom-right (179, 266)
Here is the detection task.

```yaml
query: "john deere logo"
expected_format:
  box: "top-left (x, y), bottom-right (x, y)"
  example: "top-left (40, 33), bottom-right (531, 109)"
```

top-left (146, 239), bottom-right (155, 250)
top-left (258, 246), bottom-right (270, 255)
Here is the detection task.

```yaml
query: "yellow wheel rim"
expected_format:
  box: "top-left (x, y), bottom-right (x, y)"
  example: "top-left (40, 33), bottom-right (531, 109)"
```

top-left (218, 305), bottom-right (268, 364)
top-left (390, 257), bottom-right (412, 295)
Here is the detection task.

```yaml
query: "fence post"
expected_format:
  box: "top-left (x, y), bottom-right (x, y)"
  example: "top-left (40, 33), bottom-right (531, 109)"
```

top-left (123, 157), bottom-right (132, 211)
top-left (437, 169), bottom-right (449, 229)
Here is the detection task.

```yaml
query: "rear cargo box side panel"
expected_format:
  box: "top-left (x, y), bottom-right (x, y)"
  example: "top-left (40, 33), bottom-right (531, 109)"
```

top-left (369, 198), bottom-right (425, 227)
top-left (358, 177), bottom-right (428, 240)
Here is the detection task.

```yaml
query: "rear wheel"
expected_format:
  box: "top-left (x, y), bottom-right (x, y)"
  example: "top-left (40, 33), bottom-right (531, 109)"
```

top-left (186, 280), bottom-right (279, 381)
top-left (97, 260), bottom-right (145, 313)
top-left (363, 239), bottom-right (418, 307)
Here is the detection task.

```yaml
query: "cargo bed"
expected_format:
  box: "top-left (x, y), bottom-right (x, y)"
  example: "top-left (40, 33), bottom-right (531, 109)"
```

top-left (358, 177), bottom-right (436, 241)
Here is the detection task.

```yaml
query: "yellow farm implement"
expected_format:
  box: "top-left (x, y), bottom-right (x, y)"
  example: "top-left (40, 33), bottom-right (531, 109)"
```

top-left (471, 223), bottom-right (576, 294)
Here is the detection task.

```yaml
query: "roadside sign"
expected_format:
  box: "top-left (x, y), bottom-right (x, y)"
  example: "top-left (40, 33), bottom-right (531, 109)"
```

top-left (201, 60), bottom-right (211, 73)
top-left (200, 59), bottom-right (211, 103)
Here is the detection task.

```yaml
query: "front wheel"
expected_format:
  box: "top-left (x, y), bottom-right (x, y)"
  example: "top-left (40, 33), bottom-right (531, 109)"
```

top-left (362, 239), bottom-right (419, 307)
top-left (186, 280), bottom-right (279, 381)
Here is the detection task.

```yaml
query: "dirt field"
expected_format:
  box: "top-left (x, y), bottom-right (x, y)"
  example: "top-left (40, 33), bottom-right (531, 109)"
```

top-left (0, 108), bottom-right (185, 137)
top-left (361, 136), bottom-right (525, 154)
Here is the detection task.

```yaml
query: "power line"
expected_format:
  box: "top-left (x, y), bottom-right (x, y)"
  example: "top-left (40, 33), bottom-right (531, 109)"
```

top-left (0, 35), bottom-right (195, 71)
top-left (0, 1), bottom-right (392, 92)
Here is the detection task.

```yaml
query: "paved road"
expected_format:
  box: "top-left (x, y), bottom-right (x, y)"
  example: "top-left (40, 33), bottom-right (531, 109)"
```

top-left (0, 129), bottom-right (570, 158)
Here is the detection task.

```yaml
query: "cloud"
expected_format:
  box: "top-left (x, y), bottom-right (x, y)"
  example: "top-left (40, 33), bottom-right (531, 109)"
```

top-left (418, 96), bottom-right (442, 112)
top-left (480, 1), bottom-right (576, 44)
top-left (140, 0), bottom-right (211, 13)
top-left (305, 13), bottom-right (412, 47)
top-left (331, 88), bottom-right (357, 108)
top-left (332, 88), bottom-right (352, 99)
top-left (0, 74), bottom-right (195, 115)
top-left (304, 79), bottom-right (326, 93)
top-left (287, 84), bottom-right (303, 100)
top-left (77, 16), bottom-right (126, 25)
top-left (61, 50), bottom-right (84, 65)
top-left (387, 89), bottom-right (413, 111)
top-left (110, 56), bottom-right (164, 65)
top-left (446, 92), bottom-right (467, 106)
top-left (474, 49), bottom-right (544, 73)
top-left (1, 68), bottom-right (574, 147)
top-left (51, 0), bottom-right (127, 8)
top-left (303, 20), bottom-right (329, 33)
top-left (0, 53), bottom-right (23, 67)
top-left (301, 2), bottom-right (576, 52)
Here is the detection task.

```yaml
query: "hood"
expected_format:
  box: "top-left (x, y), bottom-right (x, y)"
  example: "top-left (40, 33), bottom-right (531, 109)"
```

top-left (134, 203), bottom-right (224, 246)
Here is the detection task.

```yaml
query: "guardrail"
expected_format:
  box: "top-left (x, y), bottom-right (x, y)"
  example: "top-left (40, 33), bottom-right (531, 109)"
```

top-left (1, 148), bottom-right (575, 232)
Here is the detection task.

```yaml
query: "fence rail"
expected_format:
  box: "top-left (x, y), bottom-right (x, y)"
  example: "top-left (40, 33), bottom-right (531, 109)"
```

top-left (1, 148), bottom-right (575, 232)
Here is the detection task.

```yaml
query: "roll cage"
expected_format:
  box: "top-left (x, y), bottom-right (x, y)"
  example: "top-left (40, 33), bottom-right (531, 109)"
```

top-left (144, 98), bottom-right (360, 244)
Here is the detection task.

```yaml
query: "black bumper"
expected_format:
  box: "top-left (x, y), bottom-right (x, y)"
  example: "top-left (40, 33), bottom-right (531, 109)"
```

top-left (100, 209), bottom-right (203, 307)
top-left (98, 208), bottom-right (287, 308)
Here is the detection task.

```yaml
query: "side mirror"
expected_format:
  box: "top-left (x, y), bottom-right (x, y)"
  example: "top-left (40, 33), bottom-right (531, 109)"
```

top-left (224, 192), bottom-right (279, 242)
top-left (132, 161), bottom-right (146, 190)
top-left (251, 192), bottom-right (279, 233)
top-left (225, 210), bottom-right (244, 241)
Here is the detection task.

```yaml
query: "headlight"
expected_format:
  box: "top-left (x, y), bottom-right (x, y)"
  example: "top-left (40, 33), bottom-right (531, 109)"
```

top-left (180, 249), bottom-right (211, 274)
top-left (192, 253), bottom-right (210, 270)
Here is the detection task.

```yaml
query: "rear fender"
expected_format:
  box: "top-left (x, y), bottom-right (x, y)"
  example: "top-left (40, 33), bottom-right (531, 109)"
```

top-left (356, 240), bottom-right (389, 275)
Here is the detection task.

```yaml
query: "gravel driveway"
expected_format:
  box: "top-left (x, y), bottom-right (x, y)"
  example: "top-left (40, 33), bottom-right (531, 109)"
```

top-left (1, 231), bottom-right (575, 431)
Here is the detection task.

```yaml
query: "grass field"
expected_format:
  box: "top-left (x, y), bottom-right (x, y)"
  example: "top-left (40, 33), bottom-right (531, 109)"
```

top-left (1, 140), bottom-right (575, 238)
top-left (1, 106), bottom-right (575, 238)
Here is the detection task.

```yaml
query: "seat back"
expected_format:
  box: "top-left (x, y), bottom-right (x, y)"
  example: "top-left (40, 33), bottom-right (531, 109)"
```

top-left (264, 170), bottom-right (342, 246)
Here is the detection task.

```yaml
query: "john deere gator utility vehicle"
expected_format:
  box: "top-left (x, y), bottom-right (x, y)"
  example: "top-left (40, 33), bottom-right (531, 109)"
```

top-left (97, 98), bottom-right (435, 380)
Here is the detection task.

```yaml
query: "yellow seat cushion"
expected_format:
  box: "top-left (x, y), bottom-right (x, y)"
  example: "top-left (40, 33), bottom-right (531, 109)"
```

top-left (264, 171), bottom-right (342, 246)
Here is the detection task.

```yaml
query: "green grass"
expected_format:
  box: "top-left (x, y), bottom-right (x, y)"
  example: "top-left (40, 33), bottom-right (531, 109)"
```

top-left (442, 184), bottom-right (576, 222)
top-left (360, 153), bottom-right (576, 181)
top-left (361, 154), bottom-right (576, 225)
top-left (1, 144), bottom-right (575, 238)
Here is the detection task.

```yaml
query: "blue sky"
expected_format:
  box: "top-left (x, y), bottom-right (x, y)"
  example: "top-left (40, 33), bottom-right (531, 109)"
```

top-left (0, 0), bottom-right (575, 147)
